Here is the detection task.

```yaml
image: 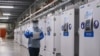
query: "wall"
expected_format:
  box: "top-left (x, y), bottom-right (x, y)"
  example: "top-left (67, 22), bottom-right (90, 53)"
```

top-left (0, 28), bottom-right (6, 39)
top-left (0, 23), bottom-right (7, 39)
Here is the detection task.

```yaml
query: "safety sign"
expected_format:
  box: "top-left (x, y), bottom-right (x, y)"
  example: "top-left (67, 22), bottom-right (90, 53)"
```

top-left (62, 23), bottom-right (69, 36)
top-left (94, 20), bottom-right (99, 29)
top-left (81, 22), bottom-right (85, 29)
top-left (84, 10), bottom-right (94, 37)
top-left (84, 31), bottom-right (94, 37)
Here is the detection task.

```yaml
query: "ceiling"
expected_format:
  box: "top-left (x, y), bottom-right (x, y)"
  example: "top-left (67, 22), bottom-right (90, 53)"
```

top-left (0, 0), bottom-right (35, 23)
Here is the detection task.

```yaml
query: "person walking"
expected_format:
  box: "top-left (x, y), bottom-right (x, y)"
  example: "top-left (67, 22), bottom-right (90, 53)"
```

top-left (24, 20), bottom-right (44, 56)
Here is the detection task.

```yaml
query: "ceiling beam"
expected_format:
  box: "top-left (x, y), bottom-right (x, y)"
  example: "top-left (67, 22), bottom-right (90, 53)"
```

top-left (0, 19), bottom-right (14, 23)
top-left (0, 1), bottom-right (32, 3)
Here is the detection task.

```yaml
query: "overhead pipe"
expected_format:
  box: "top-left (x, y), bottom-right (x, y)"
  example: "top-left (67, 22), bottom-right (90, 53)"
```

top-left (19, 0), bottom-right (71, 24)
top-left (19, 0), bottom-right (57, 24)
top-left (32, 0), bottom-right (71, 20)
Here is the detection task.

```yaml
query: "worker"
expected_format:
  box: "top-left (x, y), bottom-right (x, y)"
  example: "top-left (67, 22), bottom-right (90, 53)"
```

top-left (24, 20), bottom-right (44, 56)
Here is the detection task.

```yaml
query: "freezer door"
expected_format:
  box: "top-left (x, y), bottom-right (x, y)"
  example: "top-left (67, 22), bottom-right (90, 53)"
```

top-left (39, 18), bottom-right (46, 56)
top-left (45, 14), bottom-right (54, 56)
top-left (54, 13), bottom-right (61, 56)
top-left (79, 1), bottom-right (100, 56)
top-left (61, 9), bottom-right (74, 56)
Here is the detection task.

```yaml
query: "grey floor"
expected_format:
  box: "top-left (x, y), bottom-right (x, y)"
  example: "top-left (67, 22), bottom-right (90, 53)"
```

top-left (0, 39), bottom-right (29, 56)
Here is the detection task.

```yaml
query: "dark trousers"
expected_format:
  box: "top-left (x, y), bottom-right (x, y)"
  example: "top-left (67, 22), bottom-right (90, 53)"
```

top-left (28, 47), bottom-right (40, 56)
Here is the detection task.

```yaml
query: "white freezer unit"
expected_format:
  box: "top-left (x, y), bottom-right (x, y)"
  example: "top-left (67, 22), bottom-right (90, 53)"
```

top-left (45, 13), bottom-right (55, 56)
top-left (60, 8), bottom-right (79, 56)
top-left (15, 28), bottom-right (19, 44)
top-left (45, 12), bottom-right (61, 56)
top-left (54, 10), bottom-right (62, 56)
top-left (14, 27), bottom-right (21, 45)
top-left (21, 24), bottom-right (28, 48)
top-left (19, 26), bottom-right (23, 46)
top-left (24, 23), bottom-right (29, 48)
top-left (17, 27), bottom-right (22, 45)
top-left (21, 25), bottom-right (25, 47)
top-left (39, 18), bottom-right (46, 56)
top-left (79, 1), bottom-right (100, 56)
top-left (16, 28), bottom-right (18, 43)
top-left (14, 29), bottom-right (17, 42)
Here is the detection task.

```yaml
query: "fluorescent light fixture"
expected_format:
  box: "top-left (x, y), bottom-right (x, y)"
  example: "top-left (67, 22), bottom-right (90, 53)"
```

top-left (3, 13), bottom-right (11, 16)
top-left (0, 17), bottom-right (9, 19)
top-left (0, 6), bottom-right (14, 8)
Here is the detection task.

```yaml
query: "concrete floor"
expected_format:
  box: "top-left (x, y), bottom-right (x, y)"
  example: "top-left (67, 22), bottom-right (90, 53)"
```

top-left (0, 39), bottom-right (29, 56)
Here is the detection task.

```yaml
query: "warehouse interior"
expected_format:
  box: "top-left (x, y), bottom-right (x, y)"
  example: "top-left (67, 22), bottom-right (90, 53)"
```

top-left (0, 0), bottom-right (100, 56)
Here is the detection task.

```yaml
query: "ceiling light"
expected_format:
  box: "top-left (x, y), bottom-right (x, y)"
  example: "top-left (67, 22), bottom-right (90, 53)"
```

top-left (0, 6), bottom-right (14, 8)
top-left (0, 17), bottom-right (9, 19)
top-left (3, 13), bottom-right (11, 16)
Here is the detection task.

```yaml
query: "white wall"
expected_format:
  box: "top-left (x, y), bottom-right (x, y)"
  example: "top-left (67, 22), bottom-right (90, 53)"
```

top-left (0, 23), bottom-right (7, 28)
